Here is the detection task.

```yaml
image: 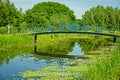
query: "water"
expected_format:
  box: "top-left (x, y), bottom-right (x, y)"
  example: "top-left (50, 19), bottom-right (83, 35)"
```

top-left (0, 38), bottom-right (111, 79)
top-left (0, 40), bottom-right (85, 80)
top-left (68, 43), bottom-right (84, 56)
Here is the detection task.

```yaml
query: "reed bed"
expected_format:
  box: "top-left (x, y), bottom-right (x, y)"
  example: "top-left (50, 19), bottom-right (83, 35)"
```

top-left (84, 48), bottom-right (120, 80)
top-left (0, 34), bottom-right (119, 80)
top-left (0, 34), bottom-right (33, 48)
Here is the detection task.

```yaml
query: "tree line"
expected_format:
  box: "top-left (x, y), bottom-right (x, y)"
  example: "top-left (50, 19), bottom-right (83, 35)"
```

top-left (0, 0), bottom-right (120, 33)
top-left (80, 5), bottom-right (120, 30)
top-left (0, 0), bottom-right (23, 27)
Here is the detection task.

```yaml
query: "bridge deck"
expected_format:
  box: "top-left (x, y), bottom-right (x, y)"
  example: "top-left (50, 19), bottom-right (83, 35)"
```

top-left (32, 31), bottom-right (120, 37)
top-left (33, 31), bottom-right (120, 53)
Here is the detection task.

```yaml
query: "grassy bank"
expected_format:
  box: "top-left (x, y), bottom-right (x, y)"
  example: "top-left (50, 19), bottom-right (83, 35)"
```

top-left (0, 33), bottom-right (114, 46)
top-left (0, 34), bottom-right (119, 80)
top-left (84, 48), bottom-right (120, 80)
top-left (0, 34), bottom-right (33, 48)
top-left (0, 34), bottom-right (115, 54)
top-left (0, 34), bottom-right (91, 48)
top-left (18, 47), bottom-right (120, 80)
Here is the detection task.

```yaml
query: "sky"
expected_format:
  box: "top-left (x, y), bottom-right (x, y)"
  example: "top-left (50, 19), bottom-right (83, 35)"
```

top-left (11, 0), bottom-right (120, 19)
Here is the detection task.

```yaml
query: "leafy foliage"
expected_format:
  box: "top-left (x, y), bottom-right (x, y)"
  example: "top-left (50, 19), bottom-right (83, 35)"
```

top-left (84, 48), bottom-right (120, 80)
top-left (0, 0), bottom-right (23, 28)
top-left (0, 1), bottom-right (120, 33)
top-left (81, 5), bottom-right (120, 30)
top-left (25, 2), bottom-right (76, 28)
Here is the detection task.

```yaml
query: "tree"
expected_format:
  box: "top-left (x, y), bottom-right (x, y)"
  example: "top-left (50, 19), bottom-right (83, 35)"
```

top-left (25, 2), bottom-right (76, 28)
top-left (0, 0), bottom-right (24, 28)
top-left (80, 5), bottom-right (120, 30)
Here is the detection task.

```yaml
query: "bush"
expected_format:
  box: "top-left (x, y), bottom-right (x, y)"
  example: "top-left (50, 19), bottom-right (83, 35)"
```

top-left (0, 27), bottom-right (7, 34)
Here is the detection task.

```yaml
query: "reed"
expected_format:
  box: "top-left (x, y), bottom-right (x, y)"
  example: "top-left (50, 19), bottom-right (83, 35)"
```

top-left (0, 34), bottom-right (33, 48)
top-left (1, 34), bottom-right (119, 80)
top-left (0, 34), bottom-right (90, 48)
top-left (84, 48), bottom-right (120, 80)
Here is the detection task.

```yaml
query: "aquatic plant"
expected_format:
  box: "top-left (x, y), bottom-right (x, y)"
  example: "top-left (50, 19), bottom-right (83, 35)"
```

top-left (84, 48), bottom-right (120, 80)
top-left (19, 60), bottom-right (90, 80)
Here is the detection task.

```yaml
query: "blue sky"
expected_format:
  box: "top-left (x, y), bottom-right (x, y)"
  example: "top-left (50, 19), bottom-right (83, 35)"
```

top-left (11, 0), bottom-right (120, 19)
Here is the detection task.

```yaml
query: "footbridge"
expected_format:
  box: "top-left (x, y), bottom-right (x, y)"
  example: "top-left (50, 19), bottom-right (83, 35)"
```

top-left (32, 31), bottom-right (120, 53)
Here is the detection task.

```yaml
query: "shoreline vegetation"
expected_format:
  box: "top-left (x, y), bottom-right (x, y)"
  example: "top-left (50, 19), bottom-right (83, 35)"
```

top-left (0, 33), bottom-right (120, 79)
top-left (0, 33), bottom-right (117, 48)
top-left (0, 0), bottom-right (120, 80)
top-left (0, 1), bottom-right (120, 34)
top-left (84, 48), bottom-right (120, 80)
top-left (18, 45), bottom-right (120, 80)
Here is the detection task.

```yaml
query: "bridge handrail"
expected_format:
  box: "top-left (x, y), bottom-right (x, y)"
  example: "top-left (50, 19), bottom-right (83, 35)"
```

top-left (31, 31), bottom-right (120, 38)
top-left (32, 31), bottom-right (120, 53)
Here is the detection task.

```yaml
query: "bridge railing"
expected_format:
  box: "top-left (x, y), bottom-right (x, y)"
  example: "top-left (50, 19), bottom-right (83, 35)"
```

top-left (32, 31), bottom-right (120, 53)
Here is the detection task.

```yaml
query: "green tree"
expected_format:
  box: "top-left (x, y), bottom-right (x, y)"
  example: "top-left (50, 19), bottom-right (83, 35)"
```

top-left (25, 2), bottom-right (76, 28)
top-left (80, 5), bottom-right (120, 30)
top-left (115, 8), bottom-right (120, 30)
top-left (0, 0), bottom-right (24, 28)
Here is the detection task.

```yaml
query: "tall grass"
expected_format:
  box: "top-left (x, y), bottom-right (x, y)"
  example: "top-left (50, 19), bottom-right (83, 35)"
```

top-left (0, 34), bottom-right (33, 48)
top-left (84, 48), bottom-right (120, 80)
top-left (0, 34), bottom-right (90, 48)
top-left (0, 34), bottom-right (119, 79)
top-left (0, 34), bottom-right (91, 52)
top-left (0, 34), bottom-right (114, 54)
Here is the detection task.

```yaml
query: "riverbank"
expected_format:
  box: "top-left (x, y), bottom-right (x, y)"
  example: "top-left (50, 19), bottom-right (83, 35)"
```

top-left (0, 34), bottom-right (91, 48)
top-left (0, 34), bottom-right (119, 80)
top-left (18, 47), bottom-right (120, 80)
top-left (0, 34), bottom-right (114, 55)
top-left (0, 34), bottom-right (33, 48)
top-left (84, 48), bottom-right (120, 80)
top-left (0, 33), bottom-right (113, 48)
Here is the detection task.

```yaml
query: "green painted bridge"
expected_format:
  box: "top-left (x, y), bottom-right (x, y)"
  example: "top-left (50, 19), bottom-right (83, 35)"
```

top-left (33, 31), bottom-right (120, 37)
top-left (32, 31), bottom-right (120, 53)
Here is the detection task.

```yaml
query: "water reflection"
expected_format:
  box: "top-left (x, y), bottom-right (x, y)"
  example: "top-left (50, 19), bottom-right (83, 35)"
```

top-left (0, 54), bottom-right (84, 80)
top-left (68, 43), bottom-right (84, 56)
top-left (0, 38), bottom-right (113, 80)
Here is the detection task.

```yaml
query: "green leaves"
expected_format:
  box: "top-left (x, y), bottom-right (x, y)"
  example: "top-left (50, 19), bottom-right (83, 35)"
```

top-left (81, 5), bottom-right (120, 30)
top-left (1, 1), bottom-right (120, 33)
top-left (69, 23), bottom-right (80, 32)
top-left (25, 2), bottom-right (75, 28)
top-left (0, 0), bottom-right (24, 28)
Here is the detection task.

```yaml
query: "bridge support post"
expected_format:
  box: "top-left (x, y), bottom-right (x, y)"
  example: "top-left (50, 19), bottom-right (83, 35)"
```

top-left (34, 34), bottom-right (37, 52)
top-left (113, 37), bottom-right (116, 46)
